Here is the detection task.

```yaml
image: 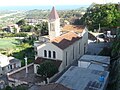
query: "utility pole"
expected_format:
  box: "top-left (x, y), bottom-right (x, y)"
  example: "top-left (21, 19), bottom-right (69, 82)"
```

top-left (24, 57), bottom-right (28, 74)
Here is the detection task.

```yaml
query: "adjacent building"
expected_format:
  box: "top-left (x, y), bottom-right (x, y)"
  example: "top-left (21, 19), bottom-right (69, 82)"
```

top-left (7, 24), bottom-right (20, 33)
top-left (56, 66), bottom-right (109, 90)
top-left (0, 54), bottom-right (21, 75)
top-left (78, 55), bottom-right (110, 71)
top-left (25, 18), bottom-right (48, 25)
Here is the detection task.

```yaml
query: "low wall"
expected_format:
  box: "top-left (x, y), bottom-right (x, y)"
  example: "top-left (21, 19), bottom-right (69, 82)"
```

top-left (49, 71), bottom-right (63, 83)
top-left (7, 63), bottom-right (33, 86)
top-left (7, 63), bottom-right (33, 76)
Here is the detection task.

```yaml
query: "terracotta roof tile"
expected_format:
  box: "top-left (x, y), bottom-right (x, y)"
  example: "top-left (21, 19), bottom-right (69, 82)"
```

top-left (51, 32), bottom-right (82, 50)
top-left (61, 25), bottom-right (85, 33)
top-left (49, 6), bottom-right (59, 20)
top-left (34, 57), bottom-right (62, 69)
top-left (38, 83), bottom-right (71, 90)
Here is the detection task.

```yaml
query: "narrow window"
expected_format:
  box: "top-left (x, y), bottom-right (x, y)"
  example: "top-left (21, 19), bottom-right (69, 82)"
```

top-left (48, 51), bottom-right (51, 58)
top-left (84, 44), bottom-right (86, 54)
top-left (53, 51), bottom-right (56, 58)
top-left (50, 23), bottom-right (55, 31)
top-left (10, 65), bottom-right (12, 69)
top-left (44, 50), bottom-right (47, 57)
top-left (66, 52), bottom-right (67, 66)
top-left (73, 46), bottom-right (74, 59)
top-left (79, 42), bottom-right (80, 54)
top-left (8, 66), bottom-right (9, 70)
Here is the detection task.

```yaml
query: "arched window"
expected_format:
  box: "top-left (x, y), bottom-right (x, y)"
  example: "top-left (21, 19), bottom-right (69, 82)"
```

top-left (44, 50), bottom-right (47, 57)
top-left (50, 23), bottom-right (55, 31)
top-left (53, 51), bottom-right (56, 58)
top-left (48, 51), bottom-right (51, 58)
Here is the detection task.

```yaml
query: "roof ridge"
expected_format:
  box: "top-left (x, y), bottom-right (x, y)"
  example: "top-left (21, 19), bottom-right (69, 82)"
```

top-left (52, 31), bottom-right (79, 40)
top-left (51, 32), bottom-right (82, 50)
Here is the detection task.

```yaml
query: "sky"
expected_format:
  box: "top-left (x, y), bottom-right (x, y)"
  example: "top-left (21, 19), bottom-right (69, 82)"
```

top-left (0, 0), bottom-right (119, 6)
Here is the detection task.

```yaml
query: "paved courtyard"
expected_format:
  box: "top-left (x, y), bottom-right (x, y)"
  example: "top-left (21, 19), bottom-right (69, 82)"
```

top-left (8, 65), bottom-right (45, 84)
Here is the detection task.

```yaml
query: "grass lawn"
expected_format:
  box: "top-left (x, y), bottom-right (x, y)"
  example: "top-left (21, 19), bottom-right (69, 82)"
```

top-left (0, 37), bottom-right (34, 66)
top-left (0, 37), bottom-right (19, 50)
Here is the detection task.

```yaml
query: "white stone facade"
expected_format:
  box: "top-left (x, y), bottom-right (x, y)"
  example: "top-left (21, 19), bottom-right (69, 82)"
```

top-left (48, 18), bottom-right (61, 40)
top-left (0, 54), bottom-right (21, 75)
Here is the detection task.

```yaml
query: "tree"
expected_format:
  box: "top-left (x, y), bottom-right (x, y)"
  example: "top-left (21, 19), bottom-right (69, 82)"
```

top-left (21, 25), bottom-right (33, 32)
top-left (37, 61), bottom-right (58, 78)
top-left (4, 86), bottom-right (12, 90)
top-left (80, 3), bottom-right (120, 31)
top-left (13, 26), bottom-right (17, 33)
top-left (40, 22), bottom-right (48, 35)
top-left (16, 19), bottom-right (26, 26)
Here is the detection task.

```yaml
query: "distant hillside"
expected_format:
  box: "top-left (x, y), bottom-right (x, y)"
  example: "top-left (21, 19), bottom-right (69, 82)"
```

top-left (0, 7), bottom-right (87, 29)
top-left (0, 10), bottom-right (18, 16)
top-left (0, 11), bottom-right (26, 29)
top-left (25, 7), bottom-right (87, 24)
top-left (25, 7), bottom-right (87, 18)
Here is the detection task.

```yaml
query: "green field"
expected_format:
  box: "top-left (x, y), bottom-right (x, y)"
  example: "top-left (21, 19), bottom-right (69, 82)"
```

top-left (0, 37), bottom-right (19, 49)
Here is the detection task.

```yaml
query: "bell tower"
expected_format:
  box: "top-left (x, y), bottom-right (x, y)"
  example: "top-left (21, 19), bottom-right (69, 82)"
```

top-left (48, 6), bottom-right (60, 40)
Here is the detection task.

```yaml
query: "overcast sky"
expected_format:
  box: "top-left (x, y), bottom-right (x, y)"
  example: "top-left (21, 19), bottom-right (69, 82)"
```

top-left (0, 0), bottom-right (119, 6)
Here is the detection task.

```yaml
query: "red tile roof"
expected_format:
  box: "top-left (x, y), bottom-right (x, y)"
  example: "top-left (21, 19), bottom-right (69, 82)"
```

top-left (61, 25), bottom-right (85, 33)
top-left (34, 57), bottom-right (62, 69)
top-left (38, 83), bottom-right (71, 90)
top-left (51, 32), bottom-right (82, 50)
top-left (49, 6), bottom-right (59, 20)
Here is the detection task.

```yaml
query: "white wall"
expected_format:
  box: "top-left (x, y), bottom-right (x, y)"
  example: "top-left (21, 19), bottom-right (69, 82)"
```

top-left (37, 43), bottom-right (63, 60)
top-left (48, 18), bottom-right (60, 39)
top-left (0, 55), bottom-right (9, 67)
top-left (9, 61), bottom-right (21, 71)
top-left (78, 61), bottom-right (90, 68)
top-left (62, 39), bottom-right (83, 69)
top-left (81, 27), bottom-right (88, 55)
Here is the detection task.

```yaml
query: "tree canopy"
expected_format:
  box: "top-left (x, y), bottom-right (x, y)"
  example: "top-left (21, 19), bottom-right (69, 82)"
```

top-left (16, 19), bottom-right (26, 26)
top-left (37, 61), bottom-right (58, 78)
top-left (34, 22), bottom-right (48, 36)
top-left (80, 3), bottom-right (120, 31)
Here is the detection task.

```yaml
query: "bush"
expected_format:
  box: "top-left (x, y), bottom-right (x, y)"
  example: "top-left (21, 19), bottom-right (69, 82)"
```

top-left (4, 32), bottom-right (27, 37)
top-left (37, 61), bottom-right (58, 78)
top-left (4, 86), bottom-right (12, 90)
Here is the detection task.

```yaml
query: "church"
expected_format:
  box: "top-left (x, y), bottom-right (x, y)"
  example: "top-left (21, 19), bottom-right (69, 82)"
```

top-left (34, 7), bottom-right (88, 73)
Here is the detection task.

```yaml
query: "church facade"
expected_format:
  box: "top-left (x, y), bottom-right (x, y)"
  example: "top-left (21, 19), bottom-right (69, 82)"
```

top-left (34, 7), bottom-right (88, 73)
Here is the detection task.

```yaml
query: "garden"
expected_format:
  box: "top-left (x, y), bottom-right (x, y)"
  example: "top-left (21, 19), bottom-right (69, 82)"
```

top-left (0, 36), bottom-right (35, 66)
